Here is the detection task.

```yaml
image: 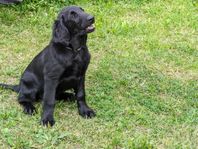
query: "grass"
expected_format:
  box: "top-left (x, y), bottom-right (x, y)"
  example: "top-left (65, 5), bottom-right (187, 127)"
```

top-left (0, 0), bottom-right (198, 148)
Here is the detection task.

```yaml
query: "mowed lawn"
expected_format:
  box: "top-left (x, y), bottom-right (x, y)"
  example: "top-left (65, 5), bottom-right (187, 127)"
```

top-left (0, 0), bottom-right (197, 148)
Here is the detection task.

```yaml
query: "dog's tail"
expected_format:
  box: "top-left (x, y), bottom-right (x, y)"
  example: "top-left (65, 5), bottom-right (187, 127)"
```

top-left (0, 83), bottom-right (20, 93)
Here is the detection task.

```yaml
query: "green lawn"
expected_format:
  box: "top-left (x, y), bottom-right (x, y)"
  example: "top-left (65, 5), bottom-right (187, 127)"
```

top-left (0, 0), bottom-right (197, 148)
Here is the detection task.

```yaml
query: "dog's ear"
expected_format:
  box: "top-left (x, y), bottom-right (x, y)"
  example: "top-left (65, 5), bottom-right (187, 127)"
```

top-left (52, 16), bottom-right (70, 46)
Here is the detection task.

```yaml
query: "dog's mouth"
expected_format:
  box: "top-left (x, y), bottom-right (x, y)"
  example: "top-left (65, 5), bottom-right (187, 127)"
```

top-left (86, 24), bottom-right (95, 33)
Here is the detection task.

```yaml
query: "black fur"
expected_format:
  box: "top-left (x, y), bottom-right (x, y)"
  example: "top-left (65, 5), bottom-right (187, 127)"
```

top-left (0, 83), bottom-right (19, 92)
top-left (0, 6), bottom-right (96, 126)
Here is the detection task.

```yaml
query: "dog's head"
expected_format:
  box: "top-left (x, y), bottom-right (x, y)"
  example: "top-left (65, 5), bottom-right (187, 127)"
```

top-left (52, 6), bottom-right (95, 46)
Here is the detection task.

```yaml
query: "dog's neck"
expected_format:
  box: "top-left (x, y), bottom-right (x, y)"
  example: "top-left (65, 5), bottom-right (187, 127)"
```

top-left (69, 34), bottom-right (87, 51)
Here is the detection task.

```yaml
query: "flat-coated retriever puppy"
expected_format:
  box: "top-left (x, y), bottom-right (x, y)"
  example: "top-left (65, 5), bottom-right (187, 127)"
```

top-left (0, 6), bottom-right (96, 126)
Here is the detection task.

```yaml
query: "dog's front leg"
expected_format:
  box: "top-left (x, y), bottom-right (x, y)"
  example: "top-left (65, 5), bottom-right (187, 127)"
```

top-left (76, 76), bottom-right (95, 118)
top-left (41, 77), bottom-right (58, 126)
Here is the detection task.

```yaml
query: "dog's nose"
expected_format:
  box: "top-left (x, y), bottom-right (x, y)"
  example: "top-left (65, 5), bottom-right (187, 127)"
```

top-left (87, 15), bottom-right (94, 23)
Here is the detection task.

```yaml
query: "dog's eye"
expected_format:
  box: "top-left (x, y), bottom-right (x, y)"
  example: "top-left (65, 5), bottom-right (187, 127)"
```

top-left (70, 11), bottom-right (78, 18)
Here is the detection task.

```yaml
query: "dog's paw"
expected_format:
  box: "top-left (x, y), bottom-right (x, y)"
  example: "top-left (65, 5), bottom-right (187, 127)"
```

top-left (78, 106), bottom-right (96, 118)
top-left (23, 104), bottom-right (36, 115)
top-left (41, 115), bottom-right (55, 127)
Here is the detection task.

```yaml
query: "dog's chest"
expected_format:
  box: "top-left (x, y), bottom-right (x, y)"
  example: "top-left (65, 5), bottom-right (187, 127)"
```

top-left (58, 52), bottom-right (88, 90)
top-left (60, 51), bottom-right (88, 80)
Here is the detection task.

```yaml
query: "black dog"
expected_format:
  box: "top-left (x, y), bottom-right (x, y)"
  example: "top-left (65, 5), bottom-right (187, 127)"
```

top-left (0, 6), bottom-right (96, 126)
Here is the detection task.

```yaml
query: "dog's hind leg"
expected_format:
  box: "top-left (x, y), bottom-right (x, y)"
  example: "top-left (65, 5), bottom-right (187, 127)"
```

top-left (19, 100), bottom-right (36, 115)
top-left (18, 73), bottom-right (39, 115)
top-left (18, 87), bottom-right (37, 115)
top-left (18, 92), bottom-right (36, 115)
